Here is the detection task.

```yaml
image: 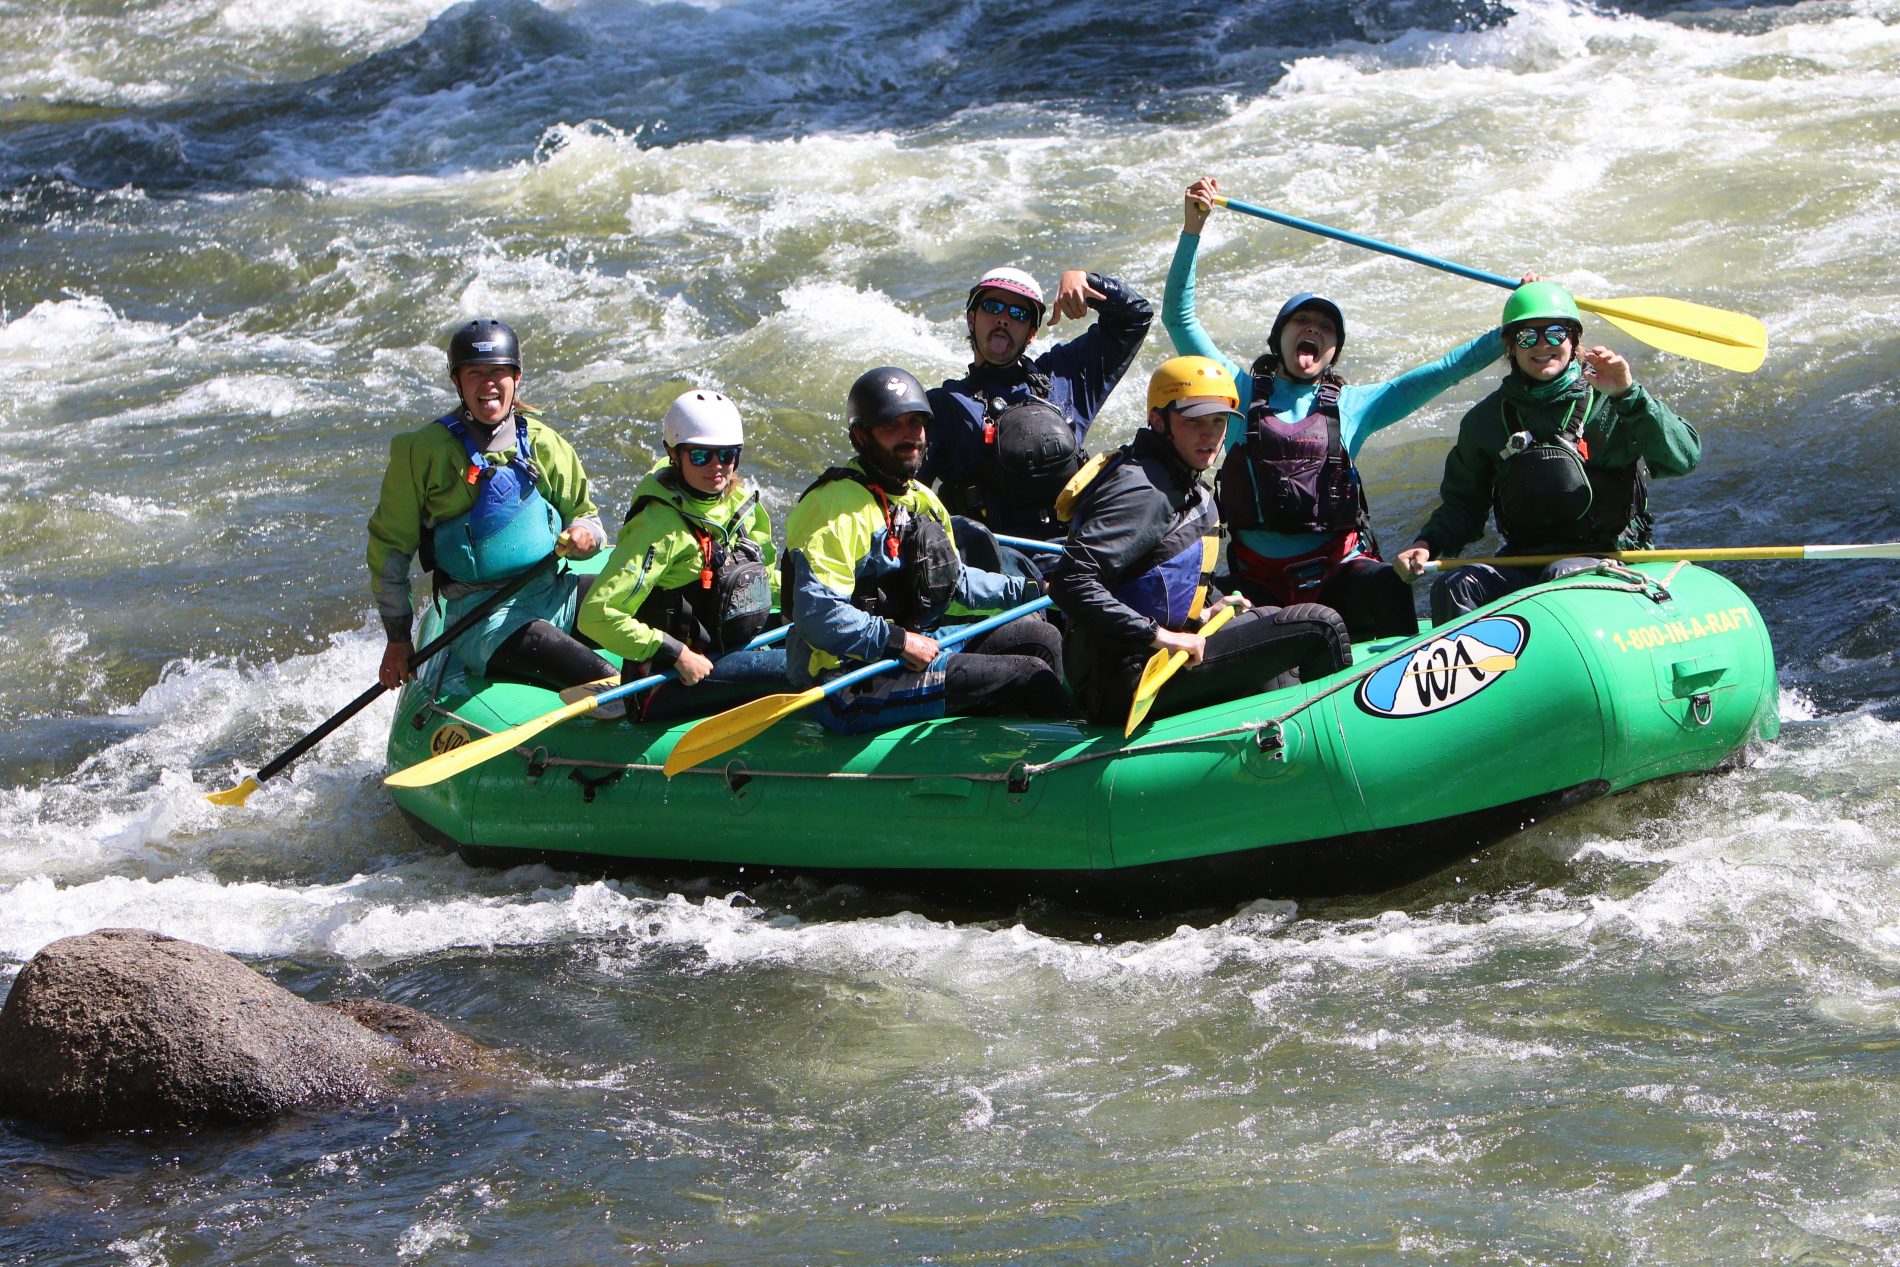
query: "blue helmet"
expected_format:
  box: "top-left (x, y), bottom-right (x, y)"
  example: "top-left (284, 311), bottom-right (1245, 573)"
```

top-left (1268, 293), bottom-right (1345, 371)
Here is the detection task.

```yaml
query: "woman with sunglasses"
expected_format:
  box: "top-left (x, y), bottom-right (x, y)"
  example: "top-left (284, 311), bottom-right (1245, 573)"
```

top-left (1391, 282), bottom-right (1701, 624)
top-left (577, 389), bottom-right (786, 721)
top-left (1164, 176), bottom-right (1508, 640)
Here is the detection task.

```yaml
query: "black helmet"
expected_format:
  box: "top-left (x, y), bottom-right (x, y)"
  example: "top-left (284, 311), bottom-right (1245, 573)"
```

top-left (846, 366), bottom-right (931, 432)
top-left (447, 319), bottom-right (522, 376)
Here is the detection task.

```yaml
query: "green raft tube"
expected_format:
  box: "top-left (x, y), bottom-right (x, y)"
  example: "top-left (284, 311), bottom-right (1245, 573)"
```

top-left (387, 559), bottom-right (1778, 908)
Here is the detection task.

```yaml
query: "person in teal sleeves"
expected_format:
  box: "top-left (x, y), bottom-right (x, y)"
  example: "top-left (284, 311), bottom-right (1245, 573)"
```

top-left (1163, 175), bottom-right (1509, 639)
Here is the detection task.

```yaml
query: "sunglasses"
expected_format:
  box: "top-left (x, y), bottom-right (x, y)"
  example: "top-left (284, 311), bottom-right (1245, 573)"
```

top-left (683, 445), bottom-right (741, 466)
top-left (976, 296), bottom-right (1037, 324)
top-left (1511, 324), bottom-right (1575, 349)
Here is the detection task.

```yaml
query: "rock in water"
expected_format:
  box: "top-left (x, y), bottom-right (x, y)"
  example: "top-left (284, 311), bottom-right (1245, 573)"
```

top-left (0, 928), bottom-right (483, 1131)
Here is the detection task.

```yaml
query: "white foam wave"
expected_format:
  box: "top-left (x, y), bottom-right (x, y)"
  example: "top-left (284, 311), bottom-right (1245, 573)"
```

top-left (214, 0), bottom-right (446, 49)
top-left (0, 295), bottom-right (174, 359)
top-left (719, 281), bottom-right (962, 403)
top-left (0, 0), bottom-right (455, 108)
top-left (0, 622), bottom-right (404, 888)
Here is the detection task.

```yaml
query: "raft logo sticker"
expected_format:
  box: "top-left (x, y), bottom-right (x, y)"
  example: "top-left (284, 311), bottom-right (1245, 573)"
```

top-left (429, 724), bottom-right (472, 756)
top-left (1356, 616), bottom-right (1529, 719)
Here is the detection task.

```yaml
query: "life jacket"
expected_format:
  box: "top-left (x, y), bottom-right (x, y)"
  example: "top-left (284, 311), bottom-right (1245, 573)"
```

top-left (1228, 531), bottom-right (1369, 605)
top-left (1058, 448), bottom-right (1220, 631)
top-left (791, 467), bottom-right (961, 631)
top-left (1492, 391), bottom-right (1652, 550)
top-left (1215, 376), bottom-right (1369, 539)
top-left (626, 486), bottom-right (774, 654)
top-left (938, 369), bottom-right (1082, 540)
top-left (427, 412), bottom-right (563, 584)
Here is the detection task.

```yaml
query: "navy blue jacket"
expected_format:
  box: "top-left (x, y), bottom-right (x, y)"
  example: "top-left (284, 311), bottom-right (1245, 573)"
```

top-left (921, 272), bottom-right (1152, 531)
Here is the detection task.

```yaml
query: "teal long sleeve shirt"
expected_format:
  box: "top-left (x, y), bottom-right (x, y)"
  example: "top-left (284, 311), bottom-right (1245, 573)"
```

top-left (1162, 229), bottom-right (1503, 559)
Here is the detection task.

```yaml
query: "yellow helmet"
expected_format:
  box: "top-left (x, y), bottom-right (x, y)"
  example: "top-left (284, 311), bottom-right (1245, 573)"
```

top-left (1147, 356), bottom-right (1239, 413)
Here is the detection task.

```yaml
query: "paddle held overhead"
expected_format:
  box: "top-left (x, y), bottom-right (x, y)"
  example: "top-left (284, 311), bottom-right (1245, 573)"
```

top-left (1209, 196), bottom-right (1767, 373)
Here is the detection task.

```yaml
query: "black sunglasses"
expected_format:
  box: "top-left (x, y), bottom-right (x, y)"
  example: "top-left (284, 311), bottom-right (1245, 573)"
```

top-left (683, 445), bottom-right (741, 467)
top-left (1511, 324), bottom-right (1575, 349)
top-left (977, 296), bottom-right (1036, 324)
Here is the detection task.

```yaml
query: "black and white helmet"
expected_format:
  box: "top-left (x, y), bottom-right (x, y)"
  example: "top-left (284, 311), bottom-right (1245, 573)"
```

top-left (846, 366), bottom-right (931, 432)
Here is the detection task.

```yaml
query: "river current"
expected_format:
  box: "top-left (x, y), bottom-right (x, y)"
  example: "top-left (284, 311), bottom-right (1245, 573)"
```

top-left (3, 0), bottom-right (1899, 1262)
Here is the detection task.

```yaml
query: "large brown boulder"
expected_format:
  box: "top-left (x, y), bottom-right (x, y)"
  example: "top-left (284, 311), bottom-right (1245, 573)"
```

top-left (0, 928), bottom-right (489, 1132)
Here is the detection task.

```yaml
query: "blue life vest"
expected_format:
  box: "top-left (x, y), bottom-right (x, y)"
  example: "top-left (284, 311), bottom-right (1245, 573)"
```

top-left (937, 368), bottom-right (1083, 540)
top-left (1110, 532), bottom-right (1218, 630)
top-left (429, 412), bottom-right (562, 583)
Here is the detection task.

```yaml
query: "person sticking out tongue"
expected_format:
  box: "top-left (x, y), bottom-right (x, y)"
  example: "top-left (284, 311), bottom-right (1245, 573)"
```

top-left (1163, 174), bottom-right (1514, 641)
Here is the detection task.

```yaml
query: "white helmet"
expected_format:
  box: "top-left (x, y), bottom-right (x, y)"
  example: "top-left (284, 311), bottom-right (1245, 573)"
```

top-left (966, 266), bottom-right (1046, 324)
top-left (661, 388), bottom-right (744, 448)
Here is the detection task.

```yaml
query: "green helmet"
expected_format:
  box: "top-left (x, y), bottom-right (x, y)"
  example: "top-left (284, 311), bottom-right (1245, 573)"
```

top-left (1501, 281), bottom-right (1582, 329)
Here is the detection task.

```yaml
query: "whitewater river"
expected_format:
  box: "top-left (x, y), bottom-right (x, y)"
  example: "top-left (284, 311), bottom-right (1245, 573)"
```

top-left (3, 0), bottom-right (1898, 1261)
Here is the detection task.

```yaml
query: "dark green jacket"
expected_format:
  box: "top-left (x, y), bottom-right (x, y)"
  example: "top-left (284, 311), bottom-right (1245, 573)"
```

top-left (1415, 381), bottom-right (1700, 558)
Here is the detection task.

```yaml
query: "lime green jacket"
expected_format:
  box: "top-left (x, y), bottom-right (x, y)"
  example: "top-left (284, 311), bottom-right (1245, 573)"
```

top-left (783, 460), bottom-right (1031, 682)
top-left (577, 461), bottom-right (778, 665)
top-left (366, 410), bottom-right (600, 641)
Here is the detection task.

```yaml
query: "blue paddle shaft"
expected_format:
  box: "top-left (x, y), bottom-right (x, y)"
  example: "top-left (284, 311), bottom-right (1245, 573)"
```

top-left (993, 533), bottom-right (1064, 555)
top-left (819, 595), bottom-right (1056, 698)
top-left (1218, 196), bottom-right (1517, 292)
top-left (587, 624), bottom-right (792, 708)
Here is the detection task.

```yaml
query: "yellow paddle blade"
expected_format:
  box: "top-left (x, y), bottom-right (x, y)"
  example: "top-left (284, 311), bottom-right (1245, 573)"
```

top-left (1576, 295), bottom-right (1767, 373)
top-left (1124, 648), bottom-right (1190, 738)
top-left (384, 694), bottom-right (600, 789)
top-left (662, 687), bottom-right (825, 778)
top-left (204, 775), bottom-right (261, 807)
top-left (1123, 603), bottom-right (1238, 738)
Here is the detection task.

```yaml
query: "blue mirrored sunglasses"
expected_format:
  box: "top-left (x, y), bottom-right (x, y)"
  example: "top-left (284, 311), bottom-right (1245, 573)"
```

top-left (684, 445), bottom-right (741, 466)
top-left (977, 296), bottom-right (1036, 324)
top-left (1512, 324), bottom-right (1575, 349)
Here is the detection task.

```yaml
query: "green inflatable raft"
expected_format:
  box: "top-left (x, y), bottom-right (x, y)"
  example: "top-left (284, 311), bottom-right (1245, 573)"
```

top-left (386, 559), bottom-right (1778, 907)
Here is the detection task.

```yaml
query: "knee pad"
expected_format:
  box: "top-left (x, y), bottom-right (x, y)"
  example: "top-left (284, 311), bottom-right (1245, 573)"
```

top-left (1273, 602), bottom-right (1352, 674)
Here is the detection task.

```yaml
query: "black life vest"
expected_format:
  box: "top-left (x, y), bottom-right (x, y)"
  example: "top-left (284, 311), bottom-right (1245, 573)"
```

top-left (1215, 375), bottom-right (1371, 543)
top-left (625, 487), bottom-right (774, 654)
top-left (1062, 448), bottom-right (1220, 631)
top-left (938, 369), bottom-right (1082, 540)
top-left (792, 467), bottom-right (961, 631)
top-left (1492, 391), bottom-right (1652, 551)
